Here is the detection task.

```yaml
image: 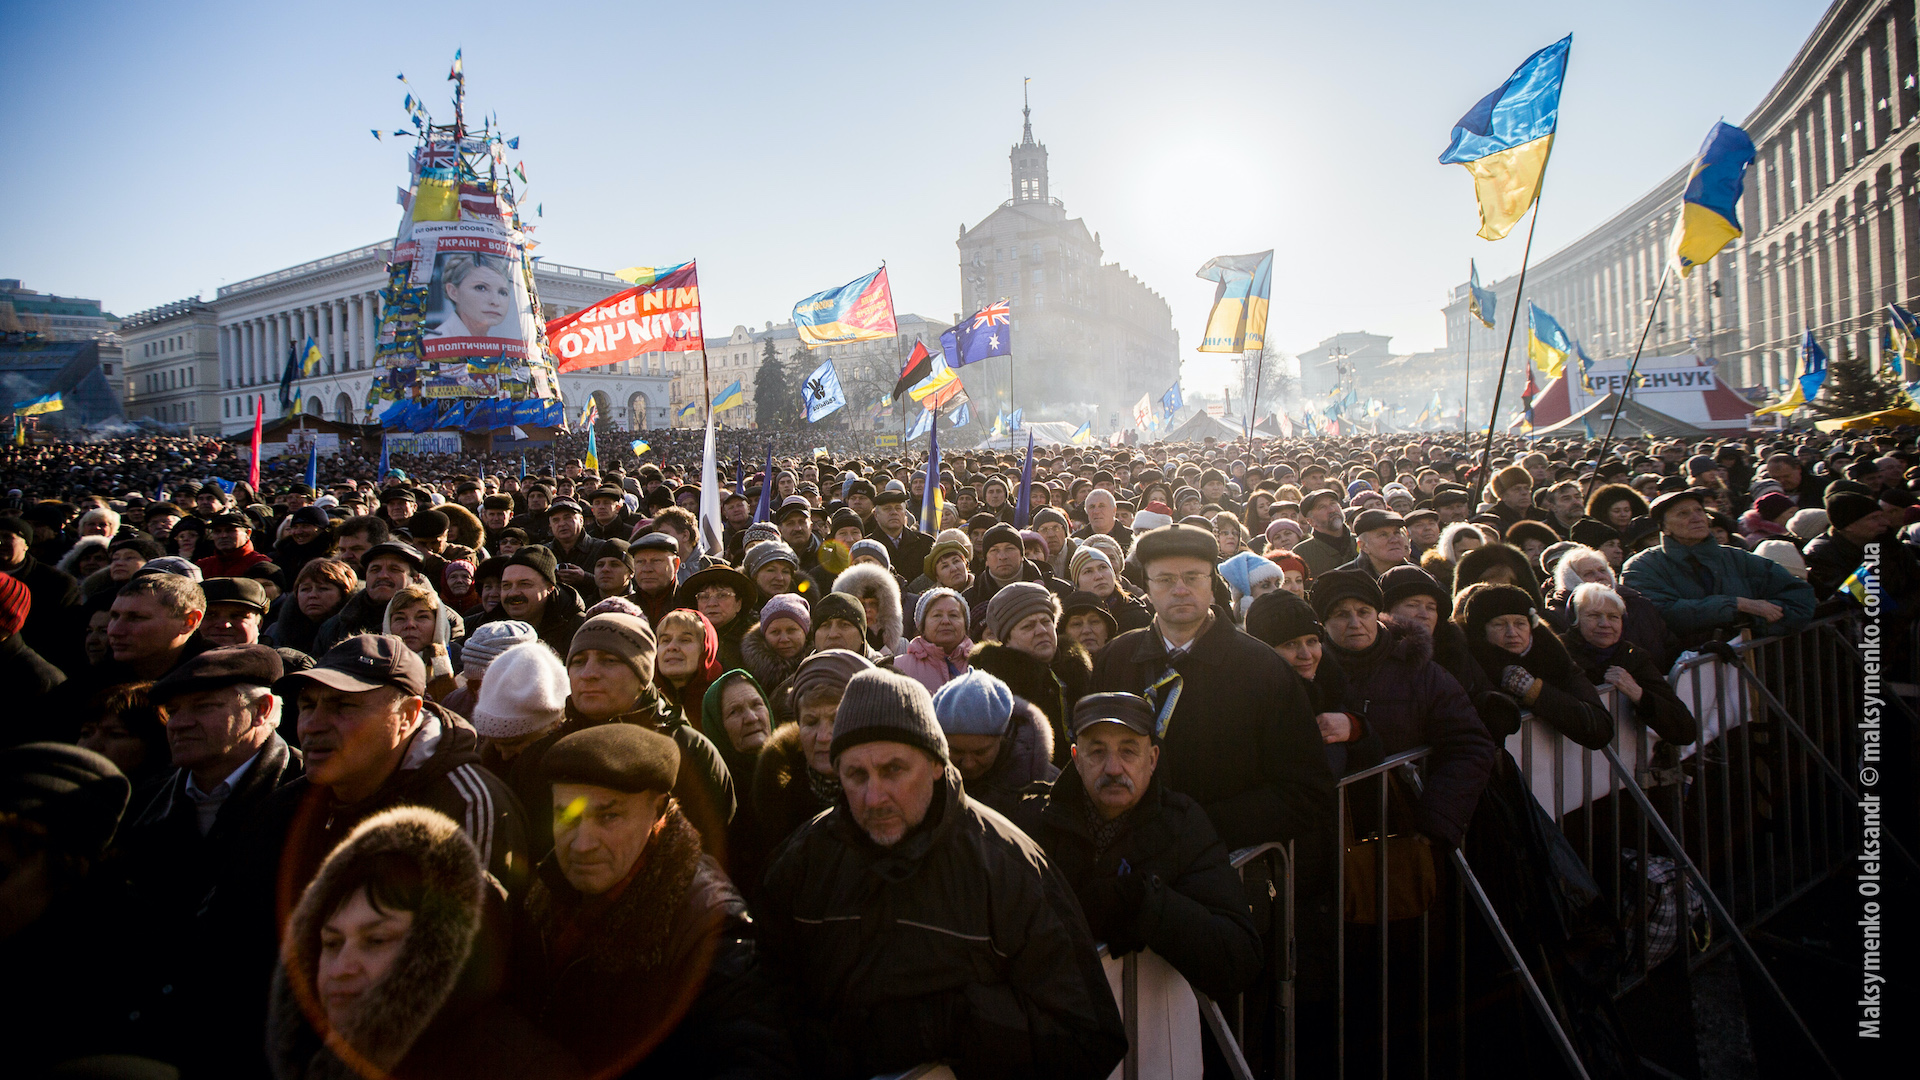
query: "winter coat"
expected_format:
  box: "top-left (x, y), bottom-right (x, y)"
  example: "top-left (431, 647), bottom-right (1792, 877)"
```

top-left (865, 523), bottom-right (934, 581)
top-left (1089, 613), bottom-right (1335, 859)
top-left (1736, 508), bottom-right (1790, 542)
top-left (751, 722), bottom-right (836, 858)
top-left (758, 767), bottom-right (1128, 1080)
top-left (890, 634), bottom-right (972, 695)
top-left (268, 806), bottom-right (578, 1080)
top-left (2, 552), bottom-right (81, 673)
top-left (961, 559), bottom-right (1071, 640)
top-left (1323, 623), bottom-right (1497, 847)
top-left (196, 541), bottom-right (274, 580)
top-left (832, 562), bottom-right (907, 653)
top-left (713, 611), bottom-right (752, 674)
top-left (115, 733), bottom-right (305, 1073)
top-left (1465, 618), bottom-right (1616, 749)
top-left (0, 631), bottom-right (64, 740)
top-left (739, 626), bottom-right (809, 716)
top-left (1545, 581), bottom-right (1681, 673)
top-left (28, 632), bottom-right (215, 745)
top-left (1011, 766), bottom-right (1262, 1000)
top-left (967, 640), bottom-right (1091, 766)
top-left (263, 598), bottom-right (330, 656)
top-left (1564, 634), bottom-right (1699, 745)
top-left (490, 686), bottom-right (736, 862)
top-left (1622, 534), bottom-right (1815, 642)
top-left (1804, 525), bottom-right (1920, 607)
top-left (272, 533), bottom-right (336, 586)
top-left (469, 582), bottom-right (587, 658)
top-left (1073, 521), bottom-right (1134, 552)
top-left (311, 585), bottom-right (394, 656)
top-left (1295, 528), bottom-right (1357, 579)
top-left (962, 696), bottom-right (1059, 817)
top-left (525, 805), bottom-right (796, 1079)
top-left (548, 535), bottom-right (609, 605)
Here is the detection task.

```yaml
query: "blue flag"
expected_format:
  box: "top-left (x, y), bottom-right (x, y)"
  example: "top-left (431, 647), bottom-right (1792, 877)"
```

top-left (802, 359), bottom-right (847, 423)
top-left (519, 453), bottom-right (527, 481)
top-left (907, 406), bottom-right (935, 441)
top-left (921, 410), bottom-right (942, 528)
top-left (753, 441), bottom-right (775, 524)
top-left (951, 402), bottom-right (971, 428)
top-left (305, 441), bottom-right (318, 491)
top-left (378, 436), bottom-right (390, 482)
top-left (1161, 381), bottom-right (1183, 421)
top-left (1799, 331), bottom-right (1829, 402)
top-left (939, 300), bottom-right (1013, 368)
top-left (1013, 431), bottom-right (1035, 529)
top-left (1010, 408), bottom-right (1023, 431)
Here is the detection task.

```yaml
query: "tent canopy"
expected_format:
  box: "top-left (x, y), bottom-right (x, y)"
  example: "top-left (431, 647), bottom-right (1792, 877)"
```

top-left (1814, 407), bottom-right (1920, 432)
top-left (1529, 393), bottom-right (1707, 439)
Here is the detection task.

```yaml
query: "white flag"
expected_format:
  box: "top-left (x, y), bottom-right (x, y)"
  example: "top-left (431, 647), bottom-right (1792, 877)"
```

top-left (698, 411), bottom-right (724, 557)
top-left (1132, 393), bottom-right (1153, 429)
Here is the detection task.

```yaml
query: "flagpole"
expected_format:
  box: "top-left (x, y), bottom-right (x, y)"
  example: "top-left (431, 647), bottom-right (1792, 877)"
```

top-left (1463, 312), bottom-right (1472, 435)
top-left (1585, 267), bottom-right (1671, 499)
top-left (1477, 194), bottom-right (1546, 479)
top-left (1246, 345), bottom-right (1265, 462)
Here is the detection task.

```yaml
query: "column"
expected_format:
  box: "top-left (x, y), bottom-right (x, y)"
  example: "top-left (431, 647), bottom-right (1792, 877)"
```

top-left (247, 321), bottom-right (260, 386)
top-left (219, 326), bottom-right (231, 388)
top-left (324, 300), bottom-right (337, 374)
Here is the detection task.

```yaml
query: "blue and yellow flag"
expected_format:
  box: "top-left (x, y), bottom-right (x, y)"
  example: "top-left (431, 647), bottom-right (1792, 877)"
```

top-left (1840, 562), bottom-right (1877, 607)
top-left (1754, 331), bottom-right (1829, 415)
top-left (1886, 304), bottom-right (1920, 379)
top-left (302, 336), bottom-right (322, 377)
top-left (1670, 121), bottom-right (1756, 277)
top-left (675, 400), bottom-right (700, 424)
top-left (583, 427), bottom-right (599, 471)
top-left (12, 392), bottom-right (63, 416)
top-left (1070, 420), bottom-right (1092, 445)
top-left (793, 267), bottom-right (897, 348)
top-left (1439, 35), bottom-right (1572, 240)
top-left (630, 439), bottom-right (650, 457)
top-left (1527, 304), bottom-right (1573, 378)
top-left (711, 379), bottom-right (746, 413)
top-left (1195, 251), bottom-right (1273, 354)
top-left (612, 261), bottom-right (692, 286)
top-left (1468, 261), bottom-right (1497, 328)
top-left (11, 416), bottom-right (24, 445)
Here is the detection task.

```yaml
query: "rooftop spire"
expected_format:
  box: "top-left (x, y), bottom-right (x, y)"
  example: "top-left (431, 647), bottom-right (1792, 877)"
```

top-left (1021, 77), bottom-right (1034, 146)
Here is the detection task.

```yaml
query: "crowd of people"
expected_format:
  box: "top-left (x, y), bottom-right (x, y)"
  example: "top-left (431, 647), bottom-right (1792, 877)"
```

top-left (1, 419), bottom-right (1915, 1079)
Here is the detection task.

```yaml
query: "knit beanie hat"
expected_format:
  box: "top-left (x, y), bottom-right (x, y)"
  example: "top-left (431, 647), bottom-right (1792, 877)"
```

top-left (138, 556), bottom-right (203, 581)
top-left (506, 546), bottom-right (558, 586)
top-left (814, 592), bottom-right (867, 637)
top-left (789, 648), bottom-right (876, 710)
top-left (1752, 491), bottom-right (1796, 522)
top-left (568, 612), bottom-right (656, 682)
top-left (1032, 507), bottom-right (1070, 532)
top-left (584, 596), bottom-right (646, 619)
top-left (848, 538), bottom-right (891, 569)
top-left (914, 587), bottom-right (969, 633)
top-left (1068, 545), bottom-right (1111, 584)
top-left (1246, 589), bottom-right (1323, 647)
top-left (984, 581), bottom-right (1060, 643)
top-left (1219, 551), bottom-right (1280, 602)
top-left (0, 572), bottom-right (28, 638)
top-left (1785, 508), bottom-right (1828, 540)
top-left (758, 593), bottom-right (811, 636)
top-left (1824, 491), bottom-right (1879, 531)
top-left (470, 642), bottom-right (569, 739)
top-left (1309, 568), bottom-right (1385, 621)
top-left (742, 521), bottom-right (781, 549)
top-left (745, 541), bottom-right (799, 580)
top-left (923, 535), bottom-right (972, 579)
top-left (931, 669), bottom-right (1015, 738)
top-left (1461, 582), bottom-right (1538, 635)
top-left (831, 668), bottom-right (948, 763)
top-left (0, 743), bottom-right (130, 860)
top-left (1752, 538), bottom-right (1808, 580)
top-left (460, 619), bottom-right (537, 678)
top-left (1379, 564), bottom-right (1451, 620)
top-left (980, 523), bottom-right (1024, 557)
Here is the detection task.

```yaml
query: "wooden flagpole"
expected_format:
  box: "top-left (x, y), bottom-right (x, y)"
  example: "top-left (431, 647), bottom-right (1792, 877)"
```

top-left (1584, 267), bottom-right (1671, 499)
top-left (1477, 201), bottom-right (1543, 475)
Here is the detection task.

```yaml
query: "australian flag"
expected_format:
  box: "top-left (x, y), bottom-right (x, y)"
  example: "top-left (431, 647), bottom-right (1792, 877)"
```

top-left (940, 300), bottom-right (1013, 368)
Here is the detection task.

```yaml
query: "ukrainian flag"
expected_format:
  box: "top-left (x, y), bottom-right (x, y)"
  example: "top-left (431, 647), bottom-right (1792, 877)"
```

top-left (1669, 121), bottom-right (1756, 277)
top-left (583, 427), bottom-right (600, 471)
top-left (630, 439), bottom-right (650, 456)
top-left (712, 380), bottom-right (746, 413)
top-left (676, 400), bottom-right (700, 424)
top-left (1886, 304), bottom-right (1920, 379)
top-left (1439, 35), bottom-right (1571, 241)
top-left (1468, 261), bottom-right (1497, 328)
top-left (1195, 251), bottom-right (1273, 354)
top-left (12, 392), bottom-right (63, 416)
top-left (1839, 563), bottom-right (1876, 606)
top-left (1527, 303), bottom-right (1572, 379)
top-left (1070, 421), bottom-right (1092, 445)
top-left (302, 336), bottom-right (322, 377)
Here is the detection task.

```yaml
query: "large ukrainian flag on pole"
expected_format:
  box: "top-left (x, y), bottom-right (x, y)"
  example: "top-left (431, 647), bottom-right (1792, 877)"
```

top-left (1669, 121), bottom-right (1756, 276)
top-left (1195, 251), bottom-right (1273, 354)
top-left (793, 267), bottom-right (898, 348)
top-left (1439, 35), bottom-right (1571, 241)
top-left (1527, 304), bottom-right (1573, 379)
top-left (12, 392), bottom-right (63, 416)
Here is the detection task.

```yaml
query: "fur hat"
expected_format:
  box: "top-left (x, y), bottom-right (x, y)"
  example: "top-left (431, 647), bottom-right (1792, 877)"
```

top-left (470, 642), bottom-right (569, 739)
top-left (1461, 582), bottom-right (1538, 634)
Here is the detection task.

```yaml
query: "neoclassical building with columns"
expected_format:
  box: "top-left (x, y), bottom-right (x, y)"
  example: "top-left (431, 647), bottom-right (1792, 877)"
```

top-left (123, 241), bottom-right (660, 437)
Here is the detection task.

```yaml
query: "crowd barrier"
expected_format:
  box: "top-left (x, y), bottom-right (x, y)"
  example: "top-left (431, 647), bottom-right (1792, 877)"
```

top-left (877, 617), bottom-right (1901, 1079)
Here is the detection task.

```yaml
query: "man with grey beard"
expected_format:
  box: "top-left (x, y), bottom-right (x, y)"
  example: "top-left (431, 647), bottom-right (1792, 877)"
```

top-left (1010, 693), bottom-right (1262, 1001)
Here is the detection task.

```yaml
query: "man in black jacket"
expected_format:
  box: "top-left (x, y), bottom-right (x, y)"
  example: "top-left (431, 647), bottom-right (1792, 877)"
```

top-left (1012, 692), bottom-right (1262, 1002)
top-left (0, 513), bottom-right (82, 673)
top-left (759, 669), bottom-right (1126, 1080)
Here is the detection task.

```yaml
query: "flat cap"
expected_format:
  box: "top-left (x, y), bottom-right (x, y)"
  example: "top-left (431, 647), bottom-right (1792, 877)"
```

top-left (1352, 509), bottom-right (1406, 534)
top-left (541, 723), bottom-right (680, 795)
top-left (1071, 692), bottom-right (1158, 740)
top-left (201, 576), bottom-right (268, 613)
top-left (149, 643), bottom-right (285, 702)
top-left (1132, 523), bottom-right (1218, 566)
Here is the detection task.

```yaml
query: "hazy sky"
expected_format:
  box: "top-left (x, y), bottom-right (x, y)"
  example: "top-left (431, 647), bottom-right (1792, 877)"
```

top-left (4, 1), bottom-right (1824, 392)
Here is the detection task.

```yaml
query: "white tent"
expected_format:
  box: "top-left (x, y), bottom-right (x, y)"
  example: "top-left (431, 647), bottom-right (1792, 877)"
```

top-left (969, 421), bottom-right (1086, 450)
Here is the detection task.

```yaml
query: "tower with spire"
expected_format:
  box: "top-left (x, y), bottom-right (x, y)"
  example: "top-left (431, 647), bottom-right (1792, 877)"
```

top-left (1011, 78), bottom-right (1050, 204)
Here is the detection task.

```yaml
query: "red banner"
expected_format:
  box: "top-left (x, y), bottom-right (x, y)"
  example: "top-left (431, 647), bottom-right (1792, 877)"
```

top-left (549, 262), bottom-right (703, 372)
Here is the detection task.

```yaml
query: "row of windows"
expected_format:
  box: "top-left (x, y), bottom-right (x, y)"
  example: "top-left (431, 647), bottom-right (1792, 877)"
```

top-left (997, 244), bottom-right (1045, 261)
top-left (144, 368), bottom-right (194, 393)
top-left (144, 335), bottom-right (189, 357)
top-left (153, 401), bottom-right (198, 423)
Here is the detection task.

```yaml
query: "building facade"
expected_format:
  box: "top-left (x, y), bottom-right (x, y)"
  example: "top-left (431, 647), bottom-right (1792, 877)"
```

top-left (0, 278), bottom-right (125, 406)
top-left (204, 243), bottom-right (656, 435)
top-left (1444, 0), bottom-right (1920, 406)
top-left (690, 314), bottom-right (949, 430)
top-left (121, 298), bottom-right (220, 432)
top-left (955, 101), bottom-right (1181, 431)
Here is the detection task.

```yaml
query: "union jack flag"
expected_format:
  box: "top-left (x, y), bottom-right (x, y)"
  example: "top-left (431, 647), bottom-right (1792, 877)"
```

top-left (969, 300), bottom-right (1011, 331)
top-left (418, 142), bottom-right (457, 170)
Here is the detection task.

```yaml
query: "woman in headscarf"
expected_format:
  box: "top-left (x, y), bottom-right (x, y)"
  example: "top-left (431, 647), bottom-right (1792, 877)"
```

top-left (384, 583), bottom-right (463, 702)
top-left (653, 608), bottom-right (722, 714)
top-left (675, 566), bottom-right (758, 673)
top-left (1419, 521), bottom-right (1486, 595)
top-left (700, 669), bottom-right (776, 906)
top-left (751, 650), bottom-right (874, 854)
top-left (1067, 546), bottom-right (1151, 633)
top-left (1454, 582), bottom-right (1612, 747)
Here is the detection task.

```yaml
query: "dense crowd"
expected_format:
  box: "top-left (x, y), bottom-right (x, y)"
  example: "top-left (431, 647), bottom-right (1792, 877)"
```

top-left (1, 420), bottom-right (1915, 1079)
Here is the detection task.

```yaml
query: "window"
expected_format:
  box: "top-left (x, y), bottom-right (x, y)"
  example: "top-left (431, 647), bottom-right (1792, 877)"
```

top-left (1032, 269), bottom-right (1045, 283)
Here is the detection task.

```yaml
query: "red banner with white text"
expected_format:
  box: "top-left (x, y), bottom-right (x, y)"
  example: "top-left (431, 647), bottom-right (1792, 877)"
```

top-left (548, 261), bottom-right (703, 372)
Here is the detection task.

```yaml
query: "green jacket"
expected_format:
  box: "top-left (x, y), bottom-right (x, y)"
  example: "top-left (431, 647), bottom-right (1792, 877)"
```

top-left (1622, 534), bottom-right (1815, 640)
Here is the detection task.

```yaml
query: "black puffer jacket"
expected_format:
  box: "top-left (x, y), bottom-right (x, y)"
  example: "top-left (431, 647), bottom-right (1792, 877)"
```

top-left (1323, 622), bottom-right (1497, 847)
top-left (1011, 766), bottom-right (1262, 1000)
top-left (1564, 634), bottom-right (1699, 745)
top-left (1465, 618), bottom-right (1615, 749)
top-left (759, 768), bottom-right (1127, 1080)
top-left (524, 805), bottom-right (796, 1078)
top-left (967, 640), bottom-right (1091, 767)
top-left (751, 722), bottom-right (835, 858)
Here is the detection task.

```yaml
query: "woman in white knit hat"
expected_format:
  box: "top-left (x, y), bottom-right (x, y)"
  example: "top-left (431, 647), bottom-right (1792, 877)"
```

top-left (471, 641), bottom-right (571, 774)
top-left (440, 619), bottom-right (537, 721)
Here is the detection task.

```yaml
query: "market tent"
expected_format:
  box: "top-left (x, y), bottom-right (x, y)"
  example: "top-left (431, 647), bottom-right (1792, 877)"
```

top-left (1814, 406), bottom-right (1920, 432)
top-left (1528, 393), bottom-right (1708, 438)
top-left (970, 421), bottom-right (1085, 449)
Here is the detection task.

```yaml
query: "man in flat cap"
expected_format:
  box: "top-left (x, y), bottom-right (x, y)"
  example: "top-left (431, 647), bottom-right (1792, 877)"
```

top-left (1335, 508), bottom-right (1412, 580)
top-left (1623, 488), bottom-right (1814, 646)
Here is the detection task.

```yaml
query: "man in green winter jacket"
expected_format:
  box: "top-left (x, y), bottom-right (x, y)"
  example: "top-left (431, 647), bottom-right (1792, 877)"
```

top-left (1623, 488), bottom-right (1814, 646)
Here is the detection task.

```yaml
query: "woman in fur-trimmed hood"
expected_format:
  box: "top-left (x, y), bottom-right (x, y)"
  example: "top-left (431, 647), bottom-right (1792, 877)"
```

top-left (831, 561), bottom-right (906, 655)
top-left (268, 806), bottom-right (576, 1080)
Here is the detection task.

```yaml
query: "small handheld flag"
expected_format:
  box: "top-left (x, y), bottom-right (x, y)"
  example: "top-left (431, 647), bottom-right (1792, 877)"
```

top-left (1468, 261), bottom-right (1497, 328)
top-left (1527, 304), bottom-right (1573, 379)
top-left (1013, 432), bottom-right (1036, 529)
top-left (1669, 121), bottom-right (1756, 277)
top-left (630, 439), bottom-right (650, 457)
top-left (1070, 421), bottom-right (1092, 445)
top-left (753, 441), bottom-right (775, 523)
top-left (893, 340), bottom-right (936, 400)
top-left (802, 360), bottom-right (848, 423)
top-left (676, 400), bottom-right (700, 424)
top-left (1439, 35), bottom-right (1572, 240)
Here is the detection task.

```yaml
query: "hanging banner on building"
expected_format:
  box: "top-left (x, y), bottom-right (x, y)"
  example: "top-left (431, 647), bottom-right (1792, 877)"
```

top-left (548, 261), bottom-right (703, 372)
top-left (383, 431), bottom-right (464, 455)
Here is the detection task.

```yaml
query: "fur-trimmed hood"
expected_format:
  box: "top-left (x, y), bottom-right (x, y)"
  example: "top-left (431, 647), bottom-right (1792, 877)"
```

top-left (962, 696), bottom-right (1058, 814)
top-left (752, 721), bottom-right (836, 854)
top-left (269, 807), bottom-right (485, 1080)
top-left (740, 625), bottom-right (809, 697)
top-left (832, 561), bottom-right (905, 654)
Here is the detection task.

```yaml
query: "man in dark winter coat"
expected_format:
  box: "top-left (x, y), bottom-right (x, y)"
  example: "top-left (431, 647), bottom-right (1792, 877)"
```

top-left (1089, 524), bottom-right (1334, 857)
top-left (270, 505), bottom-right (335, 585)
top-left (526, 725), bottom-right (796, 1078)
top-left (1294, 489), bottom-right (1357, 579)
top-left (115, 645), bottom-right (305, 1072)
top-left (311, 540), bottom-right (426, 655)
top-left (866, 487), bottom-right (934, 574)
top-left (963, 523), bottom-right (1070, 639)
top-left (1012, 692), bottom-right (1263, 1001)
top-left (1, 513), bottom-right (82, 673)
top-left (931, 669), bottom-right (1057, 817)
top-left (759, 669), bottom-right (1127, 1080)
top-left (469, 546), bottom-right (588, 657)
